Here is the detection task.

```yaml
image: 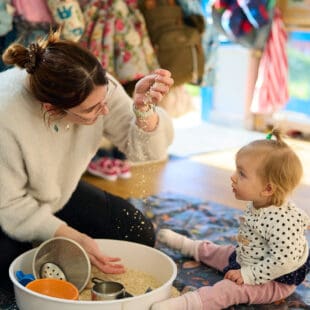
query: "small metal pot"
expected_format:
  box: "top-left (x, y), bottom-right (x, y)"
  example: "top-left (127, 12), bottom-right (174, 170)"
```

top-left (91, 277), bottom-right (126, 301)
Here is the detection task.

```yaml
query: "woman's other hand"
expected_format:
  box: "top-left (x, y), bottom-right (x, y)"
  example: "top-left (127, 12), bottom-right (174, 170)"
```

top-left (133, 69), bottom-right (174, 110)
top-left (55, 224), bottom-right (125, 274)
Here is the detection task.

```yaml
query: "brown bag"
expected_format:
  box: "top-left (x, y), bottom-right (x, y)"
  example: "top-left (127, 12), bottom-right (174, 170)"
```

top-left (139, 0), bottom-right (205, 86)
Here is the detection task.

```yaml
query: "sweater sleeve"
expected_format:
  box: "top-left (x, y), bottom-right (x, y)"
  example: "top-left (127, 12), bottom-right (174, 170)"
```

top-left (0, 128), bottom-right (66, 242)
top-left (102, 75), bottom-right (174, 162)
top-left (241, 208), bottom-right (310, 285)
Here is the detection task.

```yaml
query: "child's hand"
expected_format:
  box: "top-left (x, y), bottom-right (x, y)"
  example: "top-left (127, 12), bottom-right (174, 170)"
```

top-left (224, 269), bottom-right (244, 285)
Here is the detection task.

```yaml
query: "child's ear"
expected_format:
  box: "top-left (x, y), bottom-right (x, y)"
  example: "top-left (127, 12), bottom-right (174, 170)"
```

top-left (261, 183), bottom-right (275, 197)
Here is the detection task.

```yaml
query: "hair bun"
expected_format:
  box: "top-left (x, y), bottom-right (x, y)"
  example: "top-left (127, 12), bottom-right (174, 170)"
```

top-left (25, 43), bottom-right (41, 74)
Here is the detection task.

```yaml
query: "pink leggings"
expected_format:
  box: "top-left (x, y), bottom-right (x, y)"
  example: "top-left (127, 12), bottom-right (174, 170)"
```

top-left (197, 241), bottom-right (296, 310)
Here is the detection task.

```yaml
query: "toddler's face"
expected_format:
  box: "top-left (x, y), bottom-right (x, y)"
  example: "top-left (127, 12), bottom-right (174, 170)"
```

top-left (230, 154), bottom-right (268, 208)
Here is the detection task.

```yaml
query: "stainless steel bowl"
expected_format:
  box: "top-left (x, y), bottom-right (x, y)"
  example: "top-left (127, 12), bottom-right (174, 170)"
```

top-left (32, 237), bottom-right (91, 292)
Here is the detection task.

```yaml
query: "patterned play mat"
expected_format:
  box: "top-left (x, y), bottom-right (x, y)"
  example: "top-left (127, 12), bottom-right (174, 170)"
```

top-left (1, 193), bottom-right (309, 309)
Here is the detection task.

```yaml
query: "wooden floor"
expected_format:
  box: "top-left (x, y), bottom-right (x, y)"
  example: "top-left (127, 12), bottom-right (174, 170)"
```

top-left (83, 139), bottom-right (310, 213)
top-left (83, 156), bottom-right (243, 209)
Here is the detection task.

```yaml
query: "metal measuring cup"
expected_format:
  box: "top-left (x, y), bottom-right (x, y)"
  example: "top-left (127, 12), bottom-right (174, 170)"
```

top-left (91, 277), bottom-right (126, 300)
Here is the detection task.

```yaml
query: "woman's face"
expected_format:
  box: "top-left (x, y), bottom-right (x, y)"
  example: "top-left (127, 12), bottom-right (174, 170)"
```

top-left (64, 78), bottom-right (117, 125)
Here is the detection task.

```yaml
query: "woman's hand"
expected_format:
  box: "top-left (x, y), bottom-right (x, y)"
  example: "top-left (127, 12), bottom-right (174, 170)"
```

top-left (133, 69), bottom-right (174, 131)
top-left (54, 224), bottom-right (125, 274)
top-left (133, 69), bottom-right (174, 110)
top-left (224, 269), bottom-right (244, 285)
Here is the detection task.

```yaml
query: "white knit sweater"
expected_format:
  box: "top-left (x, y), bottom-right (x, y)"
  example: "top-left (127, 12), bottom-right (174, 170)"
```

top-left (0, 68), bottom-right (173, 242)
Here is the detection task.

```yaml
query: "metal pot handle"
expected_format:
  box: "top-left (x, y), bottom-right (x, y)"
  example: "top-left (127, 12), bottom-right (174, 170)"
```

top-left (91, 277), bottom-right (105, 284)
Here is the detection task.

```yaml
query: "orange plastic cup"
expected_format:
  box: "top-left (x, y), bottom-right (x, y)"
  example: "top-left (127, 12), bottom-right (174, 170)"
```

top-left (26, 278), bottom-right (79, 300)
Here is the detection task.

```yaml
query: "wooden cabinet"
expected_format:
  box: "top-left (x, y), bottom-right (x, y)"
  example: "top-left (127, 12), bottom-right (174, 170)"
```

top-left (278, 0), bottom-right (310, 31)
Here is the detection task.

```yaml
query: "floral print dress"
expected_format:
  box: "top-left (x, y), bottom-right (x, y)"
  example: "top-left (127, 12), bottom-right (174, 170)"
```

top-left (81, 0), bottom-right (159, 84)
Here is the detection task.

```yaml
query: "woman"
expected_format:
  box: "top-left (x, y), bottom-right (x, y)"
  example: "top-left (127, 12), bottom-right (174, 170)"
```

top-left (0, 28), bottom-right (174, 290)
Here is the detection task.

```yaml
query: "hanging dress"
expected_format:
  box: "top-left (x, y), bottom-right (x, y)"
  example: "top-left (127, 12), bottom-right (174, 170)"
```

top-left (80, 0), bottom-right (159, 84)
top-left (251, 8), bottom-right (289, 114)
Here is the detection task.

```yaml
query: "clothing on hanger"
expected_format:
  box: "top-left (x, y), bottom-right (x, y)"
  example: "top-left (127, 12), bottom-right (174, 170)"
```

top-left (47, 0), bottom-right (85, 42)
top-left (251, 8), bottom-right (289, 114)
top-left (12, 0), bottom-right (53, 23)
top-left (81, 0), bottom-right (159, 84)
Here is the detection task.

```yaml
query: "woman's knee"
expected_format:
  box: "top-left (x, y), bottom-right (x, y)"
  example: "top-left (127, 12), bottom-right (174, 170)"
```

top-left (119, 206), bottom-right (155, 246)
top-left (109, 196), bottom-right (155, 246)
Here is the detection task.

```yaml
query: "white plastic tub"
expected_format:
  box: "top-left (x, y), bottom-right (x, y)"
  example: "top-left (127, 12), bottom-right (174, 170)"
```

top-left (9, 239), bottom-right (177, 310)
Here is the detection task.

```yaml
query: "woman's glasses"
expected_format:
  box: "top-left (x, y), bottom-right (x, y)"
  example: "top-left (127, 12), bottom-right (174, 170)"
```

top-left (64, 78), bottom-right (117, 122)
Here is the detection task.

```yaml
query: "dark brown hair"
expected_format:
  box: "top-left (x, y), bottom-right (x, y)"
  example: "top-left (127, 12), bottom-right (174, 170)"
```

top-left (236, 128), bottom-right (303, 206)
top-left (2, 28), bottom-right (108, 112)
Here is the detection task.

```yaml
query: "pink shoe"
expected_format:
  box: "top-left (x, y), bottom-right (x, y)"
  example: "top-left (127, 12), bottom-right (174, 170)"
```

top-left (87, 157), bottom-right (118, 181)
top-left (112, 159), bottom-right (132, 179)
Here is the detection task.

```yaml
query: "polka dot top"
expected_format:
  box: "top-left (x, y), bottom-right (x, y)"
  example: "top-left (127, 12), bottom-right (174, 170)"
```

top-left (236, 201), bottom-right (310, 285)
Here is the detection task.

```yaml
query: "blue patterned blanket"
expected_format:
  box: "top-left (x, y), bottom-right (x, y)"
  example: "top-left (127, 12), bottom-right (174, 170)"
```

top-left (1, 193), bottom-right (309, 309)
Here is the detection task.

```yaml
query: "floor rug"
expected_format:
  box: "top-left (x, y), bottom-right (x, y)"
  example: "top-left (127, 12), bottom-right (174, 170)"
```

top-left (2, 193), bottom-right (309, 309)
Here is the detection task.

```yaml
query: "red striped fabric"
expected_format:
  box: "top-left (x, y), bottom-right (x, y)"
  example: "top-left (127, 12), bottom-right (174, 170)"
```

top-left (251, 8), bottom-right (289, 114)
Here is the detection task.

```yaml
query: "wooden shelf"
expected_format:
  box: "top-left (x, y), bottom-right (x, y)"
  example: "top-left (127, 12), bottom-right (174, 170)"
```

top-left (278, 0), bottom-right (310, 31)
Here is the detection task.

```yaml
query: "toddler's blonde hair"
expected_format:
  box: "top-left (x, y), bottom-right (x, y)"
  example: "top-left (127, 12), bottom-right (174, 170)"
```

top-left (236, 128), bottom-right (303, 206)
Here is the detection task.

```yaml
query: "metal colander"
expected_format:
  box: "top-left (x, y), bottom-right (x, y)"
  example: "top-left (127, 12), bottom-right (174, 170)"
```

top-left (32, 237), bottom-right (91, 292)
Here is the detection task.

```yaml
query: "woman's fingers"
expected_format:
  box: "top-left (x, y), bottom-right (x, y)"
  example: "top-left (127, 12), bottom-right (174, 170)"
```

top-left (133, 69), bottom-right (174, 108)
top-left (154, 69), bottom-right (174, 88)
top-left (89, 253), bottom-right (125, 274)
top-left (78, 234), bottom-right (125, 274)
top-left (154, 68), bottom-right (172, 78)
top-left (102, 256), bottom-right (122, 263)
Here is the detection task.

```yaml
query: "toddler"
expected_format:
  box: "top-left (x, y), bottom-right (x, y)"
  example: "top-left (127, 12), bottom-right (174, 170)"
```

top-left (152, 129), bottom-right (310, 310)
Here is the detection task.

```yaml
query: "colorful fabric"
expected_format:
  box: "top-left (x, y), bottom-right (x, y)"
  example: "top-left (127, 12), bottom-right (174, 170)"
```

top-left (221, 3), bottom-right (252, 38)
top-left (251, 8), bottom-right (289, 114)
top-left (80, 0), bottom-right (159, 84)
top-left (237, 0), bottom-right (270, 29)
top-left (213, 0), bottom-right (270, 39)
top-left (47, 0), bottom-right (85, 42)
top-left (12, 0), bottom-right (53, 23)
top-left (212, 0), bottom-right (273, 49)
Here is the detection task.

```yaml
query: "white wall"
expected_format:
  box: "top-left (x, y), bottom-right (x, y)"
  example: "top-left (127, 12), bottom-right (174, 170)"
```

top-left (210, 44), bottom-right (250, 127)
